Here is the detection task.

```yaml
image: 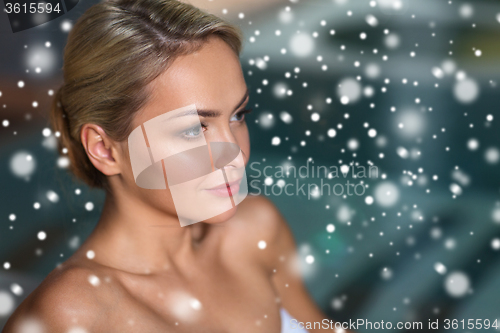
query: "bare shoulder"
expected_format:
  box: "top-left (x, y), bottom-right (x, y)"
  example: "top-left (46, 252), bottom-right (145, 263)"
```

top-left (236, 194), bottom-right (285, 229)
top-left (3, 261), bottom-right (114, 333)
top-left (223, 195), bottom-right (297, 270)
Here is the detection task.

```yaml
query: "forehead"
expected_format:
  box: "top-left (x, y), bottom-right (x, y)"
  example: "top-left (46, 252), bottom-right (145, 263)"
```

top-left (133, 37), bottom-right (247, 126)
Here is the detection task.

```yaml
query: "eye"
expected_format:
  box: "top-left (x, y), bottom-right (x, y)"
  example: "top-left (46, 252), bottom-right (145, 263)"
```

top-left (230, 108), bottom-right (252, 122)
top-left (181, 124), bottom-right (206, 140)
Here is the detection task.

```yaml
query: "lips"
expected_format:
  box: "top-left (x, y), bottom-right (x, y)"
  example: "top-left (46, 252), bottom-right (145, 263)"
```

top-left (205, 178), bottom-right (242, 197)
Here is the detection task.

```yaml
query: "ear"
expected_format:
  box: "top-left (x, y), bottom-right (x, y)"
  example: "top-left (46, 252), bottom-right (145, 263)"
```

top-left (80, 124), bottom-right (121, 177)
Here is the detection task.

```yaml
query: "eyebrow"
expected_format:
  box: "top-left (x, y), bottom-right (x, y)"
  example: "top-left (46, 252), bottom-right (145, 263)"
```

top-left (170, 88), bottom-right (250, 119)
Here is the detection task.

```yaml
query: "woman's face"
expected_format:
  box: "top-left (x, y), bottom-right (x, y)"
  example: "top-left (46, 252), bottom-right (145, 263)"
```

top-left (116, 36), bottom-right (251, 226)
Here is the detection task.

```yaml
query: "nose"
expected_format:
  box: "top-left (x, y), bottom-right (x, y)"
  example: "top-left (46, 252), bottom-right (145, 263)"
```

top-left (209, 142), bottom-right (242, 170)
top-left (205, 125), bottom-right (244, 170)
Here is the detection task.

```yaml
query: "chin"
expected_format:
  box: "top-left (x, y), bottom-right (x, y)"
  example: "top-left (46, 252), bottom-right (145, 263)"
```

top-left (201, 205), bottom-right (238, 224)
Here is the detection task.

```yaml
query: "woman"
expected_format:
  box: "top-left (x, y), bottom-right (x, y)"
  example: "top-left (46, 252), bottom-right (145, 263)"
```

top-left (4, 0), bottom-right (352, 332)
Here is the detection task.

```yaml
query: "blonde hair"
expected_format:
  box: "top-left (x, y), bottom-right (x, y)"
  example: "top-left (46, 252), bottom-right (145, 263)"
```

top-left (51, 0), bottom-right (243, 189)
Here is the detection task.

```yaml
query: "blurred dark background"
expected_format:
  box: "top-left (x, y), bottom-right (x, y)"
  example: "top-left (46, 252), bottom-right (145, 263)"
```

top-left (1, 0), bottom-right (500, 331)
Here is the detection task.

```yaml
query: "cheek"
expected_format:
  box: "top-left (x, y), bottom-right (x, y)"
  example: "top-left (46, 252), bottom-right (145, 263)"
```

top-left (140, 189), bottom-right (177, 214)
top-left (118, 146), bottom-right (179, 214)
top-left (125, 170), bottom-right (179, 215)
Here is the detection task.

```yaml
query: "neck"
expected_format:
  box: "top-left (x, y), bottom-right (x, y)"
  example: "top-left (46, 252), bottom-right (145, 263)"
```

top-left (80, 189), bottom-right (213, 275)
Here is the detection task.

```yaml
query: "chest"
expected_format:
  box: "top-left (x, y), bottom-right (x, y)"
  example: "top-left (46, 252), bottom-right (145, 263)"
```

top-left (111, 261), bottom-right (282, 333)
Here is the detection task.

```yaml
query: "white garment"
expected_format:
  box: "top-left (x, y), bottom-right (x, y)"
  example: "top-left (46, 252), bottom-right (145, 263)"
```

top-left (280, 307), bottom-right (309, 333)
